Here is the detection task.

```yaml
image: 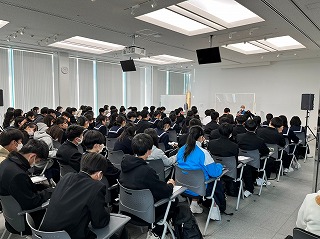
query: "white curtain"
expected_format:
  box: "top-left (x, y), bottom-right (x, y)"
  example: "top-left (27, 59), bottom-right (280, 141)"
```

top-left (152, 69), bottom-right (166, 106)
top-left (78, 59), bottom-right (94, 108)
top-left (0, 48), bottom-right (9, 122)
top-left (126, 68), bottom-right (143, 108)
top-left (169, 72), bottom-right (184, 95)
top-left (68, 58), bottom-right (78, 108)
top-left (96, 62), bottom-right (123, 108)
top-left (13, 50), bottom-right (54, 112)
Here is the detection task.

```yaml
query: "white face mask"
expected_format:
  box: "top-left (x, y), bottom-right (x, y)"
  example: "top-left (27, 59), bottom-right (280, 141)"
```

top-left (30, 156), bottom-right (36, 167)
top-left (27, 131), bottom-right (34, 136)
top-left (17, 143), bottom-right (23, 151)
top-left (77, 137), bottom-right (83, 145)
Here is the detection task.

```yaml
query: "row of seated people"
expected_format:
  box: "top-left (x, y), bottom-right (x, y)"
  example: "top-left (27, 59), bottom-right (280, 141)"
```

top-left (0, 105), bottom-right (311, 237)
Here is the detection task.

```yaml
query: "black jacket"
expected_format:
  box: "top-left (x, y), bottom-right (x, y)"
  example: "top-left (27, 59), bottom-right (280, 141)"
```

top-left (107, 126), bottom-right (124, 138)
top-left (113, 137), bottom-right (134, 155)
top-left (209, 129), bottom-right (221, 140)
top-left (236, 131), bottom-right (270, 156)
top-left (204, 121), bottom-right (219, 135)
top-left (207, 136), bottom-right (239, 163)
top-left (0, 151), bottom-right (52, 210)
top-left (155, 128), bottom-right (172, 151)
top-left (56, 140), bottom-right (82, 172)
top-left (83, 151), bottom-right (120, 185)
top-left (232, 124), bottom-right (246, 141)
top-left (40, 172), bottom-right (109, 239)
top-left (257, 127), bottom-right (286, 147)
top-left (136, 120), bottom-right (152, 134)
top-left (119, 155), bottom-right (173, 202)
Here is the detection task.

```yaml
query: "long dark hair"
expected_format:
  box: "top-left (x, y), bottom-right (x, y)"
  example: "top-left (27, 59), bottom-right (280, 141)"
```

top-left (183, 125), bottom-right (204, 161)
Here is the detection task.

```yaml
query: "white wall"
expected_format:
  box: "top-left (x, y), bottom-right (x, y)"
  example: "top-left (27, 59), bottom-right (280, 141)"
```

top-left (191, 58), bottom-right (320, 130)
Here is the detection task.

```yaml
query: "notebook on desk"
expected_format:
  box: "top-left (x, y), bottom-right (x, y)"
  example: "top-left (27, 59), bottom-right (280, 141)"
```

top-left (173, 186), bottom-right (182, 194)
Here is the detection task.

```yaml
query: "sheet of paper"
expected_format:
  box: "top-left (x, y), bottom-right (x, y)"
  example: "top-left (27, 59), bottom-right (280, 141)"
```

top-left (173, 185), bottom-right (182, 194)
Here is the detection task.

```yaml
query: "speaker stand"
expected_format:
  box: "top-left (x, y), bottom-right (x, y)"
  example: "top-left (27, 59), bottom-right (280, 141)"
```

top-left (305, 110), bottom-right (317, 143)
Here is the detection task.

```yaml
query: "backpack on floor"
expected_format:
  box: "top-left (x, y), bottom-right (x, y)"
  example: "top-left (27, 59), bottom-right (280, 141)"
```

top-left (173, 202), bottom-right (203, 239)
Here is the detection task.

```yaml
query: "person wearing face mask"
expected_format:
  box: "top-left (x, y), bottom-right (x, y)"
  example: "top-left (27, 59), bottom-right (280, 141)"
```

top-left (56, 125), bottom-right (85, 172)
top-left (0, 139), bottom-right (52, 234)
top-left (177, 126), bottom-right (223, 214)
top-left (107, 115), bottom-right (126, 138)
top-left (155, 117), bottom-right (174, 151)
top-left (0, 129), bottom-right (24, 162)
top-left (40, 153), bottom-right (129, 239)
top-left (82, 130), bottom-right (120, 187)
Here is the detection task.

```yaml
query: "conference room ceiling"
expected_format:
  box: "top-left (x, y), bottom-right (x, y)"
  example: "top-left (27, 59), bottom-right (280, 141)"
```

top-left (0, 0), bottom-right (320, 69)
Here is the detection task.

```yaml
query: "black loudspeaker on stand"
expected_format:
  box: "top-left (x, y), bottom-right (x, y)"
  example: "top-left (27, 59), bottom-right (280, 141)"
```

top-left (301, 94), bottom-right (317, 144)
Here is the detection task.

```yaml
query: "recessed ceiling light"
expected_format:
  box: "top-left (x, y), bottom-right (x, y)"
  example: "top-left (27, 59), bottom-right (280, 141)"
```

top-left (257, 36), bottom-right (305, 50)
top-left (136, 54), bottom-right (192, 65)
top-left (49, 36), bottom-right (125, 54)
top-left (136, 8), bottom-right (212, 36)
top-left (137, 0), bottom-right (263, 35)
top-left (0, 20), bottom-right (9, 28)
top-left (181, 0), bottom-right (264, 26)
top-left (223, 42), bottom-right (268, 54)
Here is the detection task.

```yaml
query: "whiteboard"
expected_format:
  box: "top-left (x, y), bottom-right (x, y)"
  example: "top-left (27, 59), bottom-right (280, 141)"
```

top-left (215, 93), bottom-right (255, 115)
top-left (160, 95), bottom-right (186, 111)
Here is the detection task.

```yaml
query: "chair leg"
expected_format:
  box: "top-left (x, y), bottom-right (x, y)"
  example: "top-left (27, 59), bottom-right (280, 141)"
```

top-left (258, 171), bottom-right (266, 196)
top-left (277, 160), bottom-right (282, 182)
top-left (161, 222), bottom-right (168, 239)
top-left (0, 229), bottom-right (7, 239)
top-left (204, 200), bottom-right (214, 235)
top-left (166, 222), bottom-right (175, 239)
top-left (236, 180), bottom-right (242, 210)
top-left (304, 146), bottom-right (308, 163)
top-left (7, 233), bottom-right (12, 239)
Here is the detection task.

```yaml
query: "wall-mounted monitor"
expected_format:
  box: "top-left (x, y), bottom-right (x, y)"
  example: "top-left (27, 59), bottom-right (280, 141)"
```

top-left (120, 59), bottom-right (136, 72)
top-left (196, 47), bottom-right (221, 65)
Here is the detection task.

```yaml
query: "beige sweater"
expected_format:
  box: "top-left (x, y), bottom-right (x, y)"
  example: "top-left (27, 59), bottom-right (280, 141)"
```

top-left (0, 146), bottom-right (9, 163)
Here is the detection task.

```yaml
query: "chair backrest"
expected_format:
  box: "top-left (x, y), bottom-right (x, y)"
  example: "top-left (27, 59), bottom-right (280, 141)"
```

top-left (158, 143), bottom-right (166, 152)
top-left (174, 166), bottom-right (206, 196)
top-left (0, 195), bottom-right (25, 233)
top-left (238, 149), bottom-right (260, 169)
top-left (26, 213), bottom-right (71, 239)
top-left (212, 156), bottom-right (237, 179)
top-left (108, 150), bottom-right (124, 170)
top-left (293, 227), bottom-right (320, 239)
top-left (294, 131), bottom-right (307, 145)
top-left (59, 163), bottom-right (77, 177)
top-left (167, 130), bottom-right (178, 142)
top-left (266, 144), bottom-right (279, 159)
top-left (146, 159), bottom-right (165, 181)
top-left (106, 138), bottom-right (117, 151)
top-left (118, 183), bottom-right (155, 224)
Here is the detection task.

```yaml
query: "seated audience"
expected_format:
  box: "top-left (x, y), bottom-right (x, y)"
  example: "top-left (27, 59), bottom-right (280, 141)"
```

top-left (221, 108), bottom-right (234, 124)
top-left (175, 107), bottom-right (185, 127)
top-left (40, 153), bottom-right (127, 239)
top-left (262, 113), bottom-right (273, 127)
top-left (20, 122), bottom-right (37, 144)
top-left (202, 109), bottom-right (212, 126)
top-left (169, 112), bottom-right (181, 134)
top-left (56, 125), bottom-right (84, 172)
top-left (204, 111), bottom-right (219, 135)
top-left (257, 117), bottom-right (286, 180)
top-left (83, 130), bottom-right (120, 186)
top-left (144, 128), bottom-right (176, 178)
top-left (135, 110), bottom-right (152, 134)
top-left (178, 118), bottom-right (202, 147)
top-left (290, 115), bottom-right (307, 160)
top-left (113, 125), bottom-right (135, 155)
top-left (296, 191), bottom-right (320, 236)
top-left (0, 139), bottom-right (52, 233)
top-left (155, 117), bottom-right (173, 151)
top-left (150, 110), bottom-right (161, 128)
top-left (119, 133), bottom-right (176, 237)
top-left (94, 115), bottom-right (108, 136)
top-left (0, 129), bottom-right (24, 162)
top-left (209, 117), bottom-right (232, 140)
top-left (177, 126), bottom-right (223, 214)
top-left (25, 111), bottom-right (36, 122)
top-left (126, 111), bottom-right (136, 124)
top-left (34, 107), bottom-right (48, 123)
top-left (236, 119), bottom-right (269, 196)
top-left (107, 115), bottom-right (126, 138)
top-left (232, 115), bottom-right (247, 140)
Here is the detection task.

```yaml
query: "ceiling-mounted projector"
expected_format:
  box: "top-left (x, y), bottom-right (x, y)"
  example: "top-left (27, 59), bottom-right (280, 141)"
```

top-left (122, 46), bottom-right (146, 58)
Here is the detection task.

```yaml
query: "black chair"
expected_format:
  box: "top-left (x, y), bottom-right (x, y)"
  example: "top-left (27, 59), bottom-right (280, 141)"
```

top-left (146, 159), bottom-right (165, 181)
top-left (293, 227), bottom-right (320, 239)
top-left (108, 150), bottom-right (124, 170)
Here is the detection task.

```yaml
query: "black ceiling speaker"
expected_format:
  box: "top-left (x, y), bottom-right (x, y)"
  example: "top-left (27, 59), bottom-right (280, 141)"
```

top-left (196, 47), bottom-right (221, 65)
top-left (301, 94), bottom-right (314, 110)
top-left (0, 89), bottom-right (3, 107)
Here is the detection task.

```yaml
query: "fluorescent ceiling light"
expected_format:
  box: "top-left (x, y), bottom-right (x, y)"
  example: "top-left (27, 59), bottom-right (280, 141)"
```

top-left (137, 0), bottom-right (264, 35)
top-left (49, 36), bottom-right (125, 54)
top-left (136, 8), bottom-right (213, 36)
top-left (182, 0), bottom-right (264, 25)
top-left (257, 36), bottom-right (305, 50)
top-left (223, 43), bottom-right (268, 54)
top-left (0, 20), bottom-right (9, 28)
top-left (136, 54), bottom-right (192, 65)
